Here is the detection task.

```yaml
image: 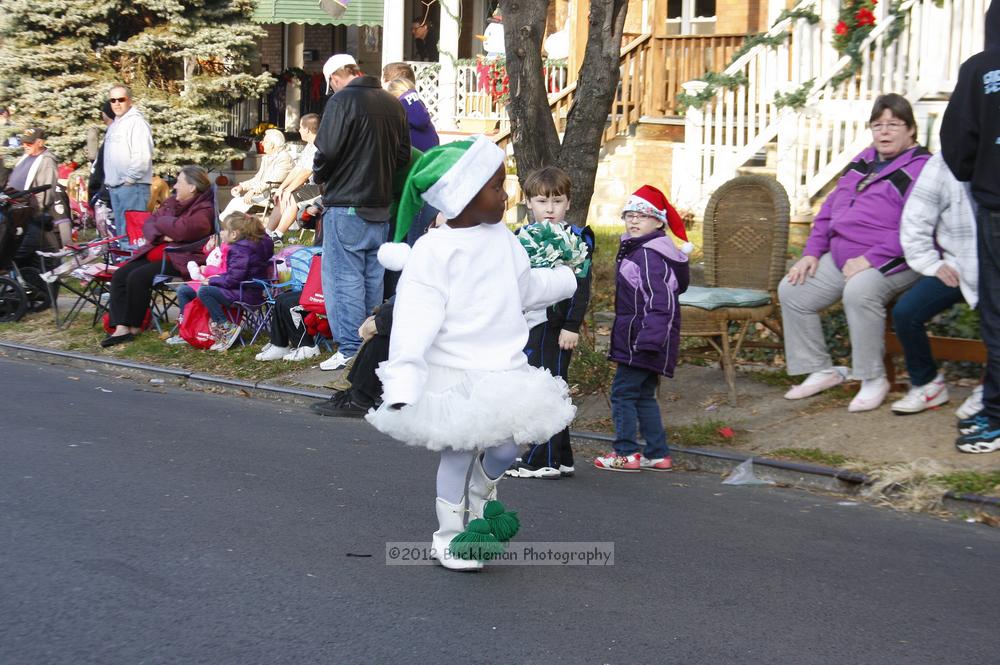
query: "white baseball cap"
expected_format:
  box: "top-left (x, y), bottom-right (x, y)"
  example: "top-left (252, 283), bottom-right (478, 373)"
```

top-left (323, 53), bottom-right (358, 93)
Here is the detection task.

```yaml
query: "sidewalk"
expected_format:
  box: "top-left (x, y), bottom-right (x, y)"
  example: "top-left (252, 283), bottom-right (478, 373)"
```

top-left (279, 356), bottom-right (998, 473)
top-left (7, 295), bottom-right (998, 476)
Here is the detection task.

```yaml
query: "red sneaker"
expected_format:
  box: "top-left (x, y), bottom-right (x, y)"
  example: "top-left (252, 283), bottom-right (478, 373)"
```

top-left (639, 456), bottom-right (673, 471)
top-left (593, 452), bottom-right (640, 472)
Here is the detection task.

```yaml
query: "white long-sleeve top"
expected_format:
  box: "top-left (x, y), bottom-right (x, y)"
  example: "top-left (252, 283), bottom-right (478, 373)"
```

top-left (103, 107), bottom-right (154, 186)
top-left (900, 152), bottom-right (979, 307)
top-left (382, 221), bottom-right (578, 406)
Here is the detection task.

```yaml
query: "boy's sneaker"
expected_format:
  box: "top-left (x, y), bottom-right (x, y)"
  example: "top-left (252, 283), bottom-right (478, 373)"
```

top-left (958, 411), bottom-right (990, 434)
top-left (283, 345), bottom-right (319, 361)
top-left (956, 385), bottom-right (985, 420)
top-left (255, 343), bottom-right (290, 361)
top-left (320, 351), bottom-right (353, 371)
top-left (890, 374), bottom-right (949, 414)
top-left (559, 464), bottom-right (575, 477)
top-left (506, 461), bottom-right (561, 479)
top-left (956, 421), bottom-right (1000, 454)
top-left (164, 334), bottom-right (188, 346)
top-left (210, 321), bottom-right (242, 351)
top-left (639, 456), bottom-right (674, 471)
top-left (593, 452), bottom-right (640, 472)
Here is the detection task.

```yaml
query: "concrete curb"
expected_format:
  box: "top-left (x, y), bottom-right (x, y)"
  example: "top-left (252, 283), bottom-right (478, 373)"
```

top-left (4, 339), bottom-right (999, 519)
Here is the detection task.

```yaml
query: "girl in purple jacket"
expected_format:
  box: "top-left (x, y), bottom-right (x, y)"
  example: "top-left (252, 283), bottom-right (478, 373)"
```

top-left (172, 212), bottom-right (274, 351)
top-left (595, 186), bottom-right (691, 473)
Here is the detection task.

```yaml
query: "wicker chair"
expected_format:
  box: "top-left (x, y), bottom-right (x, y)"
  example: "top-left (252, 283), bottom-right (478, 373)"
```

top-left (679, 175), bottom-right (790, 405)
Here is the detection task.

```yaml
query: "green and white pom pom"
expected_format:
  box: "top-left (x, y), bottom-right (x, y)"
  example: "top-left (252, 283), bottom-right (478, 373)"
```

top-left (517, 222), bottom-right (591, 278)
top-left (483, 500), bottom-right (520, 542)
top-left (449, 519), bottom-right (506, 560)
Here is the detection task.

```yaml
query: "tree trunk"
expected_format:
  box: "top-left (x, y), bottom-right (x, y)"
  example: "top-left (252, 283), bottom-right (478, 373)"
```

top-left (500, 0), bottom-right (628, 226)
top-left (558, 0), bottom-right (628, 226)
top-left (501, 0), bottom-right (561, 173)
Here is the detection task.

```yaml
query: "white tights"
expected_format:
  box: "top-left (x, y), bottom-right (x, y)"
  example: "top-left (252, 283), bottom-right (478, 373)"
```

top-left (435, 439), bottom-right (519, 504)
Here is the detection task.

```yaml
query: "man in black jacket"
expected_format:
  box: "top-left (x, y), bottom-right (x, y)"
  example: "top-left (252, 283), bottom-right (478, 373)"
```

top-left (313, 53), bottom-right (411, 371)
top-left (941, 1), bottom-right (1000, 453)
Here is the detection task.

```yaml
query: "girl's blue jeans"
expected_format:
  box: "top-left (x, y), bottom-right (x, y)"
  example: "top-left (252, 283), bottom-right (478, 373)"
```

top-left (610, 363), bottom-right (670, 459)
top-left (177, 284), bottom-right (231, 324)
top-left (891, 275), bottom-right (964, 387)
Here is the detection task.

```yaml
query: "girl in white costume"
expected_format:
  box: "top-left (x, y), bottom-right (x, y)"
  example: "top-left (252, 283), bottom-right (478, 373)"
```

top-left (367, 136), bottom-right (578, 570)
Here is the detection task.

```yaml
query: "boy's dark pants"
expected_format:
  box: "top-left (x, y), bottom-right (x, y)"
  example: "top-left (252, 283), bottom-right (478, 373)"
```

top-left (978, 208), bottom-right (1000, 426)
top-left (523, 322), bottom-right (575, 469)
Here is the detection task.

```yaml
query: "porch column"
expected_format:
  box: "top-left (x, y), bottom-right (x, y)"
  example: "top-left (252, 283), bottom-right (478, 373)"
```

top-left (285, 23), bottom-right (305, 132)
top-left (567, 0), bottom-right (589, 84)
top-left (382, 0), bottom-right (405, 68)
top-left (436, 0), bottom-right (461, 131)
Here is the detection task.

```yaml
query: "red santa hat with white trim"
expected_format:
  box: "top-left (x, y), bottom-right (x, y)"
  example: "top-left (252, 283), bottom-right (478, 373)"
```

top-left (623, 185), bottom-right (693, 254)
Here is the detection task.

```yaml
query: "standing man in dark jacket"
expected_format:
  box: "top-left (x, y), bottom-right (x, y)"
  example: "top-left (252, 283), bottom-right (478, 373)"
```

top-left (313, 53), bottom-right (411, 371)
top-left (941, 1), bottom-right (1000, 453)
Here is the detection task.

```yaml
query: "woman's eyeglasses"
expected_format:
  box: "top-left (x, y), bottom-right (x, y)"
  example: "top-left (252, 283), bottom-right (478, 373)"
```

top-left (870, 121), bottom-right (907, 132)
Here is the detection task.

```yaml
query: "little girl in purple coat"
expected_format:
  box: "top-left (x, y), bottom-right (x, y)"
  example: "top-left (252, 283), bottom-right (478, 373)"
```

top-left (595, 185), bottom-right (691, 473)
top-left (172, 212), bottom-right (274, 351)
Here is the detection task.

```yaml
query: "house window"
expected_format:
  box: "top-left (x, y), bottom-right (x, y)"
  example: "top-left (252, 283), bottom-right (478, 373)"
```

top-left (666, 0), bottom-right (717, 35)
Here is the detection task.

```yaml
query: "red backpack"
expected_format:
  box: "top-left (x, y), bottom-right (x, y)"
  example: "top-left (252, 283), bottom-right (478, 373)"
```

top-left (178, 300), bottom-right (216, 349)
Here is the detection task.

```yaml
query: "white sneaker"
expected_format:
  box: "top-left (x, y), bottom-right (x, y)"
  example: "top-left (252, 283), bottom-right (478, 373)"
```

top-left (891, 374), bottom-right (949, 414)
top-left (255, 343), bottom-right (290, 361)
top-left (847, 377), bottom-right (891, 412)
top-left (282, 345), bottom-right (320, 361)
top-left (164, 334), bottom-right (188, 346)
top-left (320, 351), bottom-right (353, 371)
top-left (956, 384), bottom-right (985, 420)
top-left (784, 367), bottom-right (849, 400)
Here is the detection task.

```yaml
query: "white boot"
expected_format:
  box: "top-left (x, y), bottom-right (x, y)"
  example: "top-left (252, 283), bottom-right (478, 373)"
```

top-left (432, 497), bottom-right (483, 571)
top-left (467, 455), bottom-right (500, 520)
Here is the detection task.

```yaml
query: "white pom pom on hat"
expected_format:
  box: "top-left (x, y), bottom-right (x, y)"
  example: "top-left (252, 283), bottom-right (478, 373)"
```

top-left (377, 242), bottom-right (412, 271)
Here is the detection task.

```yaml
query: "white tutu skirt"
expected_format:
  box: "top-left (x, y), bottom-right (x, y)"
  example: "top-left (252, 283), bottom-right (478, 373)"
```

top-left (366, 363), bottom-right (576, 451)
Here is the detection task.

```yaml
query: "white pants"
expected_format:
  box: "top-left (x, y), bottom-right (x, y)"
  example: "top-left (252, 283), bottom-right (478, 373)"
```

top-left (778, 253), bottom-right (918, 380)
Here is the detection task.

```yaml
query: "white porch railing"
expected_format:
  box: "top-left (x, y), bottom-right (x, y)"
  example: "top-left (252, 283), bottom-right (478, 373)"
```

top-left (671, 0), bottom-right (823, 213)
top-left (780, 0), bottom-right (986, 214)
top-left (407, 60), bottom-right (569, 127)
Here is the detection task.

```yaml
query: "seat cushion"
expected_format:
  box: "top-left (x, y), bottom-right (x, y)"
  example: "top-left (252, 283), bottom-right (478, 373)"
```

top-left (679, 286), bottom-right (771, 310)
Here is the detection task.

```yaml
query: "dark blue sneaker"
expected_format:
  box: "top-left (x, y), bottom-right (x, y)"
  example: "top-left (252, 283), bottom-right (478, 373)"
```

top-left (956, 422), bottom-right (1000, 454)
top-left (958, 411), bottom-right (989, 434)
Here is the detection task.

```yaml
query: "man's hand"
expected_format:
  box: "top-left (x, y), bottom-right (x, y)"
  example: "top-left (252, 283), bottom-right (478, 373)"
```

top-left (936, 263), bottom-right (961, 288)
top-left (785, 255), bottom-right (819, 285)
top-left (358, 316), bottom-right (378, 342)
top-left (558, 330), bottom-right (579, 350)
top-left (842, 255), bottom-right (872, 280)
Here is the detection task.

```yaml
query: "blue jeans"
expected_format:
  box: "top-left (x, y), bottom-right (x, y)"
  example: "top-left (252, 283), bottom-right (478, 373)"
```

top-left (109, 183), bottom-right (150, 248)
top-left (610, 364), bottom-right (669, 459)
top-left (177, 284), bottom-right (231, 324)
top-left (321, 207), bottom-right (387, 357)
top-left (892, 275), bottom-right (964, 387)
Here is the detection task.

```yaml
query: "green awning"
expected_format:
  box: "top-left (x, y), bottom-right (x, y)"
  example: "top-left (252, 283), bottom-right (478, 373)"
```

top-left (252, 0), bottom-right (383, 26)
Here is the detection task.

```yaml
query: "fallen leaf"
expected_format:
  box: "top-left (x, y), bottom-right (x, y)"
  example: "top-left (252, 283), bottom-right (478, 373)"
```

top-left (717, 426), bottom-right (735, 438)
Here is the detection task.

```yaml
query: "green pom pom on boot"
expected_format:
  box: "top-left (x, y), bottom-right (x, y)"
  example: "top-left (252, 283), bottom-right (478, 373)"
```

top-left (483, 500), bottom-right (520, 542)
top-left (449, 519), bottom-right (506, 560)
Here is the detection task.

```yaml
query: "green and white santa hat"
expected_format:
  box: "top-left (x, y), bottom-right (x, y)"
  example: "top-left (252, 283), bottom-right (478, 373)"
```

top-left (392, 135), bottom-right (506, 242)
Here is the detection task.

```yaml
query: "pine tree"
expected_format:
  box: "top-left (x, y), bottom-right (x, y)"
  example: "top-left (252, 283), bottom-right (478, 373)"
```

top-left (0, 0), bottom-right (273, 173)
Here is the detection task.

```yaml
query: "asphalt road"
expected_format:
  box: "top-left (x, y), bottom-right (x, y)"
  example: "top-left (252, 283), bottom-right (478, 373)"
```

top-left (2, 356), bottom-right (1000, 665)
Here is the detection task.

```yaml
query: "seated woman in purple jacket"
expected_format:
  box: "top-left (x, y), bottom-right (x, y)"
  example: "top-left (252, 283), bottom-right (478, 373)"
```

top-left (173, 212), bottom-right (274, 351)
top-left (102, 165), bottom-right (215, 348)
top-left (780, 94), bottom-right (931, 412)
top-left (382, 62), bottom-right (439, 152)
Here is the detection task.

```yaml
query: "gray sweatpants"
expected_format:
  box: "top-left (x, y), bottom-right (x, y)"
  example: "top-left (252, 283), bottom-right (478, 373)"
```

top-left (779, 253), bottom-right (918, 380)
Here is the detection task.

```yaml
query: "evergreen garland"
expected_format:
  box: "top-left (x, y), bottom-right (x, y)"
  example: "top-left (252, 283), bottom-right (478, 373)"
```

top-left (0, 0), bottom-right (274, 173)
top-left (677, 8), bottom-right (819, 112)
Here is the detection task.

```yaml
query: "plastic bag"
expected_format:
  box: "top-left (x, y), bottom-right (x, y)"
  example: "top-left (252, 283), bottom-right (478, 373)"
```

top-left (722, 458), bottom-right (773, 486)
